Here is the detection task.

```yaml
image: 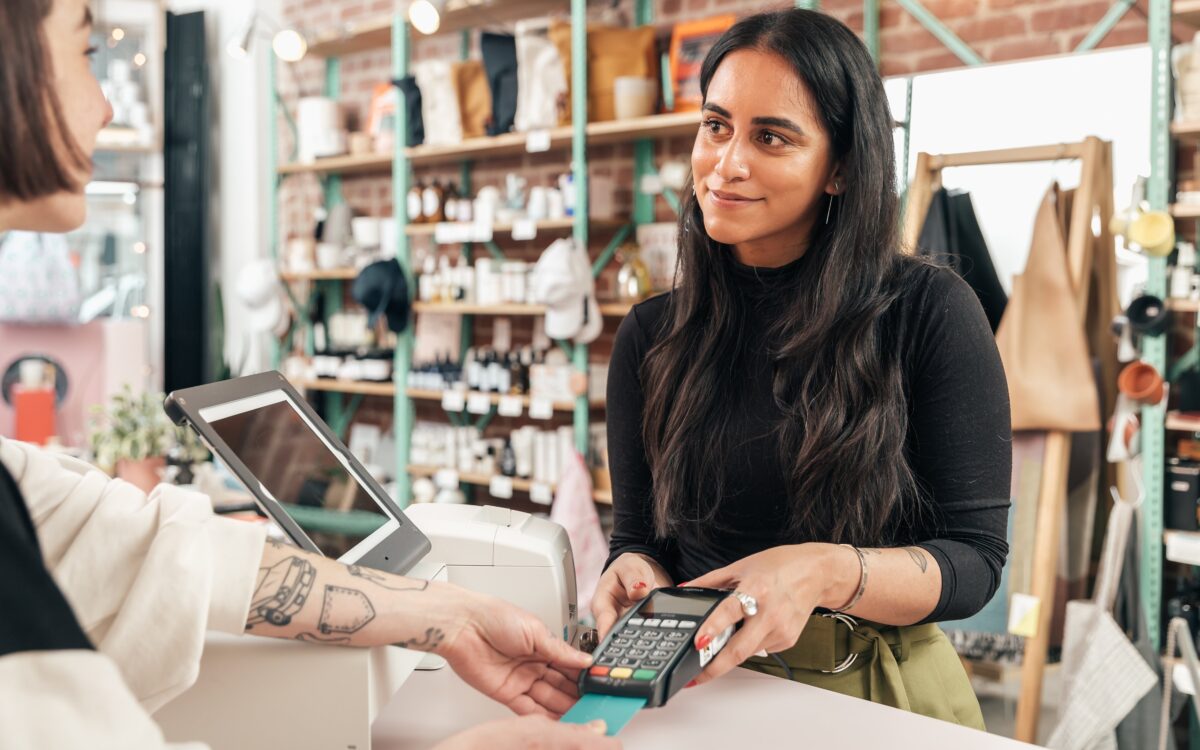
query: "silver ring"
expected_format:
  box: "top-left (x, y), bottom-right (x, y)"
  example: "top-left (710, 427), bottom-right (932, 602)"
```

top-left (820, 612), bottom-right (859, 674)
top-left (732, 591), bottom-right (758, 617)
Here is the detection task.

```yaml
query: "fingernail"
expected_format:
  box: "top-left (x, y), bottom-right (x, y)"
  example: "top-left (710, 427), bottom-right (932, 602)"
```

top-left (586, 719), bottom-right (607, 734)
top-left (696, 634), bottom-right (712, 650)
top-left (686, 680), bottom-right (698, 688)
top-left (632, 581), bottom-right (647, 589)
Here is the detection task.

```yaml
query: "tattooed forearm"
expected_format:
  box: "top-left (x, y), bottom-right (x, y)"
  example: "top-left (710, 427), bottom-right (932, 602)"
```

top-left (395, 627), bottom-right (446, 651)
top-left (319, 585), bottom-right (377, 636)
top-left (349, 565), bottom-right (431, 592)
top-left (247, 556), bottom-right (317, 631)
top-left (295, 632), bottom-right (351, 644)
top-left (904, 547), bottom-right (928, 573)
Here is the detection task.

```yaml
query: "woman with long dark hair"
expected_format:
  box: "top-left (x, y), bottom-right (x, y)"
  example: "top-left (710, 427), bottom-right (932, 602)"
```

top-left (594, 9), bottom-right (1010, 728)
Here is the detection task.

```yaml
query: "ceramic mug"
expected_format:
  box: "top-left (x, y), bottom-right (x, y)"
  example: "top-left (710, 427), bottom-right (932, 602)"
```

top-left (1118, 360), bottom-right (1165, 405)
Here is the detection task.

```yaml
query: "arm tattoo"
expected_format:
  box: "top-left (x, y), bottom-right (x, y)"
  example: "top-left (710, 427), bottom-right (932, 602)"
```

top-left (318, 585), bottom-right (376, 635)
top-left (349, 564), bottom-right (431, 592)
top-left (904, 547), bottom-right (928, 573)
top-left (247, 556), bottom-right (317, 631)
top-left (394, 627), bottom-right (446, 651)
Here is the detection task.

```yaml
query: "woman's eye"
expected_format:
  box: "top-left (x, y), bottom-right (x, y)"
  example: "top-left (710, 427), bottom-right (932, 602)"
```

top-left (703, 119), bottom-right (726, 135)
top-left (760, 130), bottom-right (785, 146)
top-left (86, 46), bottom-right (99, 58)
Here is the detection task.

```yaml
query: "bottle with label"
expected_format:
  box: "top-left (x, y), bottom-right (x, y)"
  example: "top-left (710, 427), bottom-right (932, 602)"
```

top-left (500, 439), bottom-right (517, 477)
top-left (423, 180), bottom-right (445, 224)
top-left (443, 182), bottom-right (460, 222)
top-left (420, 253), bottom-right (437, 302)
top-left (408, 182), bottom-right (425, 224)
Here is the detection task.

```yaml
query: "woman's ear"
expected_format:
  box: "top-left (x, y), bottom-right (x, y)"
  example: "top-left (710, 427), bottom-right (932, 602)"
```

top-left (825, 166), bottom-right (844, 196)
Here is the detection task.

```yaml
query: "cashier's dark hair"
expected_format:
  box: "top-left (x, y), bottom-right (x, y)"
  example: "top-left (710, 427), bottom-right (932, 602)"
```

top-left (0, 0), bottom-right (91, 202)
top-left (641, 9), bottom-right (929, 546)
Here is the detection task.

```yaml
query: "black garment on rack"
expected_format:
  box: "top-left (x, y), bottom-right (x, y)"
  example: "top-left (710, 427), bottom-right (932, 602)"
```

top-left (606, 257), bottom-right (1012, 624)
top-left (481, 32), bottom-right (518, 136)
top-left (0, 461), bottom-right (94, 657)
top-left (394, 76), bottom-right (424, 147)
top-left (917, 188), bottom-right (1008, 333)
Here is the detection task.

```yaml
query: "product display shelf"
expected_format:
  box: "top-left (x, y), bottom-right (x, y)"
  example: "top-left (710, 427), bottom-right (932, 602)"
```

top-left (299, 378), bottom-right (397, 397)
top-left (1171, 120), bottom-right (1200, 142)
top-left (406, 388), bottom-right (604, 412)
top-left (1167, 410), bottom-right (1200, 432)
top-left (411, 300), bottom-right (636, 317)
top-left (1176, 0), bottom-right (1200, 26)
top-left (276, 112), bottom-right (703, 174)
top-left (1172, 203), bottom-right (1200, 220)
top-left (404, 217), bottom-right (626, 239)
top-left (1165, 529), bottom-right (1200, 565)
top-left (406, 463), bottom-right (614, 505)
top-left (1167, 298), bottom-right (1200, 312)
top-left (280, 267), bottom-right (360, 282)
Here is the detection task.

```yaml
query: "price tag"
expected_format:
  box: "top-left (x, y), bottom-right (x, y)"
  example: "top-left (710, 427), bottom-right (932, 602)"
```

top-left (435, 469), bottom-right (460, 490)
top-left (529, 397), bottom-right (554, 420)
top-left (511, 218), bottom-right (538, 241)
top-left (489, 475), bottom-right (514, 500)
top-left (441, 390), bottom-right (466, 412)
top-left (467, 392), bottom-right (493, 415)
top-left (498, 395), bottom-right (524, 418)
top-left (1007, 593), bottom-right (1040, 638)
top-left (526, 129), bottom-right (551, 153)
top-left (639, 174), bottom-right (664, 195)
top-left (530, 482), bottom-right (553, 505)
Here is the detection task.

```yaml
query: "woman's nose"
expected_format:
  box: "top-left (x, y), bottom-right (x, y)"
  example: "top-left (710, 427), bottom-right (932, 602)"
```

top-left (713, 139), bottom-right (750, 181)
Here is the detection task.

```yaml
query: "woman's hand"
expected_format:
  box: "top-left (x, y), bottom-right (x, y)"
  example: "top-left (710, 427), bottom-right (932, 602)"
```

top-left (440, 591), bottom-right (594, 717)
top-left (433, 715), bottom-right (621, 750)
top-left (591, 552), bottom-right (674, 639)
top-left (683, 544), bottom-right (852, 686)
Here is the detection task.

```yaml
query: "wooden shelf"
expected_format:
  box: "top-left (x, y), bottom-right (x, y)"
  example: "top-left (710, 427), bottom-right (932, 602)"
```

top-left (277, 112), bottom-right (702, 173)
top-left (307, 1), bottom-right (565, 56)
top-left (1168, 298), bottom-right (1200, 312)
top-left (1167, 411), bottom-right (1200, 432)
top-left (1172, 120), bottom-right (1200, 143)
top-left (281, 267), bottom-right (360, 282)
top-left (278, 152), bottom-right (393, 176)
top-left (299, 378), bottom-right (396, 397)
top-left (1172, 203), bottom-right (1200, 220)
top-left (406, 218), bottom-right (626, 241)
top-left (413, 301), bottom-right (638, 317)
top-left (406, 388), bottom-right (603, 411)
top-left (1176, 0), bottom-right (1200, 26)
top-left (1166, 529), bottom-right (1200, 565)
top-left (407, 464), bottom-right (613, 505)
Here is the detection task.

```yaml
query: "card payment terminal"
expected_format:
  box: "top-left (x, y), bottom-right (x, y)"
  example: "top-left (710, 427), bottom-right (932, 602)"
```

top-left (562, 587), bottom-right (737, 735)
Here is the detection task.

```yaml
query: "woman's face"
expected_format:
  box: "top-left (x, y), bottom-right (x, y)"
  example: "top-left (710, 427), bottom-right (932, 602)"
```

top-left (691, 49), bottom-right (839, 263)
top-left (15, 0), bottom-right (113, 232)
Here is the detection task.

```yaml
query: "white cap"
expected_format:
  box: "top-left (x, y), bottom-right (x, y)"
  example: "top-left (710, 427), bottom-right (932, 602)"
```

top-left (531, 239), bottom-right (601, 344)
top-left (236, 259), bottom-right (285, 334)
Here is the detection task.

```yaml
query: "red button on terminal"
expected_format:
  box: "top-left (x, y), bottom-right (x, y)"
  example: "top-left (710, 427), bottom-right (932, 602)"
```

top-left (589, 666), bottom-right (610, 677)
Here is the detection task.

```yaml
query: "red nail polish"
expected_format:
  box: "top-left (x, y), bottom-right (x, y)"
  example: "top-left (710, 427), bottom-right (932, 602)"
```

top-left (695, 634), bottom-right (712, 650)
top-left (686, 680), bottom-right (698, 688)
top-left (632, 581), bottom-right (647, 589)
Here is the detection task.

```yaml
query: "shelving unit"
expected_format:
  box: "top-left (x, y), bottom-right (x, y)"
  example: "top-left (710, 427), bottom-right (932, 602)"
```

top-left (280, 268), bottom-right (360, 282)
top-left (404, 217), bottom-right (626, 239)
top-left (407, 463), bottom-right (613, 505)
top-left (411, 301), bottom-right (636, 317)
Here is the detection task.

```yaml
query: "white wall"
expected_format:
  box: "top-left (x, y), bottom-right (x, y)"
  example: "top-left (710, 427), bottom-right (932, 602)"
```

top-left (168, 0), bottom-right (281, 377)
top-left (886, 45), bottom-right (1151, 306)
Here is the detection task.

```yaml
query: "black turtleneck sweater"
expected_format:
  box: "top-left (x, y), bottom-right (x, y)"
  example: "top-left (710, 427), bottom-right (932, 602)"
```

top-left (605, 256), bottom-right (1012, 623)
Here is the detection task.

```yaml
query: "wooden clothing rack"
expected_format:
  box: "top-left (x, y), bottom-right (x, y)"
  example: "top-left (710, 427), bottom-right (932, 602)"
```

top-left (902, 136), bottom-right (1118, 744)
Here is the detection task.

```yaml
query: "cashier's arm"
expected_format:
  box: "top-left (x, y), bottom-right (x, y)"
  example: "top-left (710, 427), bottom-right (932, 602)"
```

top-left (245, 538), bottom-right (594, 720)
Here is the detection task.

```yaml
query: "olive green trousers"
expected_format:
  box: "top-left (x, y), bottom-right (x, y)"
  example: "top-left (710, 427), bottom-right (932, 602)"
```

top-left (741, 614), bottom-right (985, 731)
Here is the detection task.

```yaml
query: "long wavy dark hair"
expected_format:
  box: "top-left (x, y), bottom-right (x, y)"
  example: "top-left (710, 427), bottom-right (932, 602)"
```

top-left (641, 9), bottom-right (929, 547)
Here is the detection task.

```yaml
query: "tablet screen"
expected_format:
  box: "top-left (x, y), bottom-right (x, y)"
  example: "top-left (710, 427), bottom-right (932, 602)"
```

top-left (200, 389), bottom-right (397, 559)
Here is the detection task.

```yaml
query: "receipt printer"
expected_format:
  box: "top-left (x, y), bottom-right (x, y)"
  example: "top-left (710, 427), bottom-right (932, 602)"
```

top-left (405, 504), bottom-right (579, 645)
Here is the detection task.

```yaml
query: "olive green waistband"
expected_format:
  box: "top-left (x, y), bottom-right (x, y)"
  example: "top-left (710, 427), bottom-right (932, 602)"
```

top-left (759, 614), bottom-right (943, 673)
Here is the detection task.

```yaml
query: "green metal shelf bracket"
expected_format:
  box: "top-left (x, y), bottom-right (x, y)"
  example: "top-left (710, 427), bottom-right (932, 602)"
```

top-left (592, 223), bottom-right (634, 278)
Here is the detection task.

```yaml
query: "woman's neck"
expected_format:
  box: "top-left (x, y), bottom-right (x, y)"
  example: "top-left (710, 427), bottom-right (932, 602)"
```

top-left (732, 237), bottom-right (810, 269)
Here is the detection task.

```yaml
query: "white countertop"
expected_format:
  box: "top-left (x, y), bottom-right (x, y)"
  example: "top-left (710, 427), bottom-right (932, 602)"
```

top-left (372, 665), bottom-right (1041, 749)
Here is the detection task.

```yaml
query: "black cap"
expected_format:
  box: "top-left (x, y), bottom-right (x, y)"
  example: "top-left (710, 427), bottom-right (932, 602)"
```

top-left (352, 259), bottom-right (410, 333)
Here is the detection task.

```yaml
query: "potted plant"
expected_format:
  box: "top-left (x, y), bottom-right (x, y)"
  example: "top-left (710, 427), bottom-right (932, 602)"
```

top-left (88, 386), bottom-right (182, 493)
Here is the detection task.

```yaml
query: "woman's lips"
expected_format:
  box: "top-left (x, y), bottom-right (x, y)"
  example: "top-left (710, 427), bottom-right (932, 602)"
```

top-left (707, 189), bottom-right (761, 209)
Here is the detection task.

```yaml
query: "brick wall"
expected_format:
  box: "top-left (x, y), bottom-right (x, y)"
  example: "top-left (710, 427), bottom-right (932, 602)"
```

top-left (276, 0), bottom-right (1161, 441)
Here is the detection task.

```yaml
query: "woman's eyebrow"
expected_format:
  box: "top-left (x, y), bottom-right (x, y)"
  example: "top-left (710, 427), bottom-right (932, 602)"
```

top-left (81, 5), bottom-right (94, 29)
top-left (702, 103), bottom-right (806, 137)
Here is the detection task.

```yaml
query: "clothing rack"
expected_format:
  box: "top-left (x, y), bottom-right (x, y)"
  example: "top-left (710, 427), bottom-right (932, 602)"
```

top-left (902, 136), bottom-right (1118, 744)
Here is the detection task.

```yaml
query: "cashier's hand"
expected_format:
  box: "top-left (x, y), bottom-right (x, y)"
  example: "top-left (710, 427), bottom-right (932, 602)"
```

top-left (442, 592), bottom-right (593, 718)
top-left (683, 545), bottom-right (828, 687)
top-left (592, 552), bottom-right (674, 639)
top-left (434, 715), bottom-right (621, 750)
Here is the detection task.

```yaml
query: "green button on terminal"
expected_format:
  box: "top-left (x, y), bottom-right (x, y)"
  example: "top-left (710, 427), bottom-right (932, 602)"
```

top-left (632, 669), bottom-right (657, 681)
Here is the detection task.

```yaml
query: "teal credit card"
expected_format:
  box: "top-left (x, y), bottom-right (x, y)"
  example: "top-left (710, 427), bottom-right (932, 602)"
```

top-left (561, 693), bottom-right (648, 736)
